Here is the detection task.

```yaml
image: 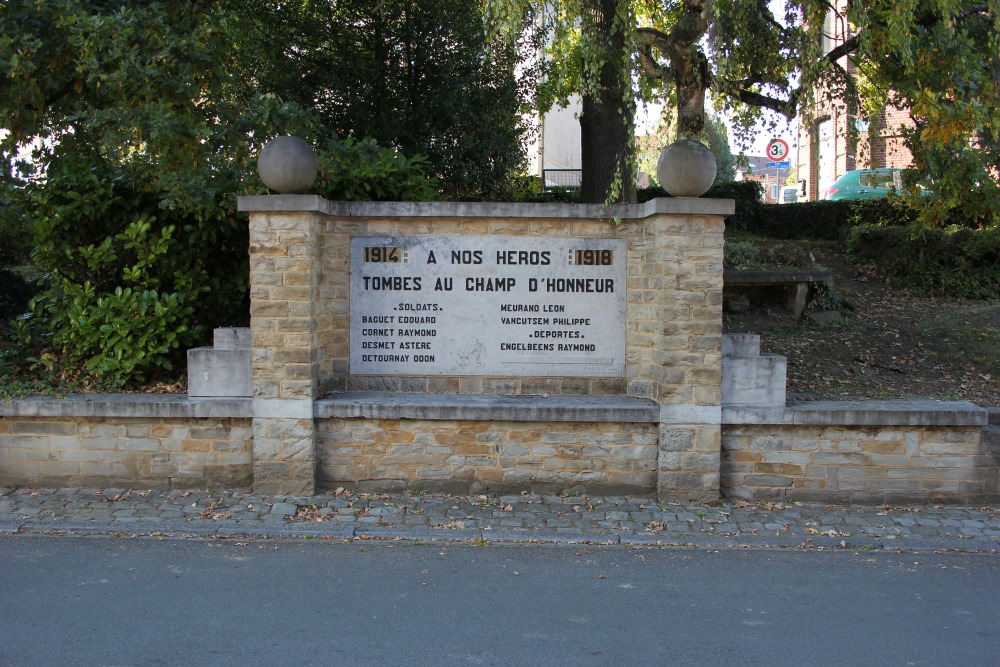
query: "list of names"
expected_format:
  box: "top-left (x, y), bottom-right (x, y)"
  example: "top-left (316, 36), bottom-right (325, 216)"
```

top-left (349, 236), bottom-right (626, 376)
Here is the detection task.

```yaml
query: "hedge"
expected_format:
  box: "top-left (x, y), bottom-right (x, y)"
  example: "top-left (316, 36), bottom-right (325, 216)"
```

top-left (848, 224), bottom-right (1000, 299)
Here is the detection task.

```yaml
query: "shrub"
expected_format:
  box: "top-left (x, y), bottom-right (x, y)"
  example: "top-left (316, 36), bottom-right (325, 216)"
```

top-left (723, 241), bottom-right (761, 268)
top-left (743, 196), bottom-right (924, 241)
top-left (848, 224), bottom-right (1000, 299)
top-left (23, 157), bottom-right (247, 386)
top-left (0, 201), bottom-right (31, 267)
top-left (0, 194), bottom-right (38, 320)
top-left (30, 215), bottom-right (203, 384)
top-left (313, 138), bottom-right (440, 202)
top-left (0, 268), bottom-right (32, 321)
top-left (748, 200), bottom-right (855, 240)
top-left (638, 180), bottom-right (762, 231)
top-left (849, 197), bottom-right (918, 228)
top-left (723, 239), bottom-right (820, 269)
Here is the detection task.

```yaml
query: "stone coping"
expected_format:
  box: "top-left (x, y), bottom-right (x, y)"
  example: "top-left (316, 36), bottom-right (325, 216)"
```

top-left (723, 268), bottom-right (834, 284)
top-left (723, 400), bottom-right (988, 427)
top-left (236, 195), bottom-right (736, 218)
top-left (0, 394), bottom-right (252, 419)
top-left (0, 392), bottom-right (659, 423)
top-left (314, 392), bottom-right (661, 423)
top-left (1, 394), bottom-right (988, 427)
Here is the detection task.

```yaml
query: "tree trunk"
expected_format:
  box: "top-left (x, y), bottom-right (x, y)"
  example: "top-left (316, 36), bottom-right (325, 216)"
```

top-left (674, 51), bottom-right (708, 140)
top-left (579, 0), bottom-right (635, 204)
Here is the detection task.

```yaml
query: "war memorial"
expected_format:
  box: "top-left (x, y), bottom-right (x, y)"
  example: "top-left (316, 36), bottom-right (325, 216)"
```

top-left (1, 138), bottom-right (995, 504)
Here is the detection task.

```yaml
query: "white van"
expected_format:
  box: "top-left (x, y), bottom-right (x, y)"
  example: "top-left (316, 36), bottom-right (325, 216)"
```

top-left (779, 186), bottom-right (799, 204)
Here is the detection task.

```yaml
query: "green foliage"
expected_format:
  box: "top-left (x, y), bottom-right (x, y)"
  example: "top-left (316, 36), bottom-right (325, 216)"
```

top-left (22, 156), bottom-right (247, 385)
top-left (848, 224), bottom-right (1000, 299)
top-left (638, 180), bottom-right (761, 231)
top-left (238, 0), bottom-right (536, 201)
top-left (703, 181), bottom-right (763, 230)
top-left (850, 1), bottom-right (1000, 228)
top-left (0, 200), bottom-right (31, 268)
top-left (730, 194), bottom-right (997, 245)
top-left (314, 138), bottom-right (440, 202)
top-left (0, 342), bottom-right (134, 400)
top-left (731, 197), bottom-right (918, 241)
top-left (744, 201), bottom-right (858, 241)
top-left (723, 239), bottom-right (819, 270)
top-left (808, 281), bottom-right (848, 313)
top-left (846, 197), bottom-right (919, 229)
top-left (0, 270), bottom-right (32, 321)
top-left (0, 191), bottom-right (36, 320)
top-left (0, 0), bottom-right (498, 392)
top-left (722, 241), bottom-right (761, 269)
top-left (488, 1), bottom-right (1000, 220)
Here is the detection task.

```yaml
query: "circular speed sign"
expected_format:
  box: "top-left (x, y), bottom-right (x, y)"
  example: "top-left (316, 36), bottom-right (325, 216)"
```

top-left (766, 139), bottom-right (790, 162)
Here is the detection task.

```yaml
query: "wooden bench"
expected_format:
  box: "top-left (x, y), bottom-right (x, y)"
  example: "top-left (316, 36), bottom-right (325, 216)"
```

top-left (723, 268), bottom-right (834, 318)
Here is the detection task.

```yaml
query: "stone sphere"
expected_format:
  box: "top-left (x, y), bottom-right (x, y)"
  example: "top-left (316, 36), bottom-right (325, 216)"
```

top-left (257, 136), bottom-right (318, 194)
top-left (656, 139), bottom-right (717, 197)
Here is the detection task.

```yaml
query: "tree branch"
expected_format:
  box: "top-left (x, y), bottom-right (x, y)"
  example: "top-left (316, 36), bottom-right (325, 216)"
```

top-left (825, 33), bottom-right (861, 63)
top-left (42, 74), bottom-right (83, 109)
top-left (726, 86), bottom-right (799, 119)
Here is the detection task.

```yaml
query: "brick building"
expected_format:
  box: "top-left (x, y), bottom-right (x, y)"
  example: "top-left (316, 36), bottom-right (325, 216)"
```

top-left (735, 155), bottom-right (793, 204)
top-left (795, 1), bottom-right (914, 201)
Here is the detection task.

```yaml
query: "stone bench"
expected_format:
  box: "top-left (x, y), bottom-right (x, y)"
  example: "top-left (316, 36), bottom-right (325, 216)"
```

top-left (723, 268), bottom-right (834, 318)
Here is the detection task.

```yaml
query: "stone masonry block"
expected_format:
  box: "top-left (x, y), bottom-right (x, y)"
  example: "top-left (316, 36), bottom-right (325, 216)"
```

top-left (214, 328), bottom-right (251, 350)
top-left (660, 427), bottom-right (695, 451)
top-left (12, 421), bottom-right (77, 436)
top-left (188, 348), bottom-right (252, 398)
top-left (722, 355), bottom-right (786, 407)
top-left (684, 452), bottom-right (720, 473)
top-left (118, 438), bottom-right (162, 452)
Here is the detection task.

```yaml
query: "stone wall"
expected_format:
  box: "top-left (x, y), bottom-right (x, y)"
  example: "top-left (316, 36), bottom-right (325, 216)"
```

top-left (239, 197), bottom-right (732, 502)
top-left (277, 199), bottom-right (728, 402)
top-left (3, 195), bottom-right (995, 504)
top-left (1, 395), bottom-right (995, 503)
top-left (0, 409), bottom-right (252, 489)
top-left (317, 418), bottom-right (658, 495)
top-left (721, 403), bottom-right (997, 504)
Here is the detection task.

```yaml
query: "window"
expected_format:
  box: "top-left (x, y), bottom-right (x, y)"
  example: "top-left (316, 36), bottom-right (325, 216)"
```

top-left (859, 171), bottom-right (898, 189)
top-left (820, 8), bottom-right (840, 55)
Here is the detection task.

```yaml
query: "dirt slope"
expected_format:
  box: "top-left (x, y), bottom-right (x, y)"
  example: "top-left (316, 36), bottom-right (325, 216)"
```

top-left (722, 241), bottom-right (1000, 407)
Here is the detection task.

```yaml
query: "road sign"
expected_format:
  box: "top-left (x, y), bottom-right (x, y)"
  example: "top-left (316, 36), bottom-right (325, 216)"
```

top-left (765, 161), bottom-right (790, 169)
top-left (766, 138), bottom-right (790, 162)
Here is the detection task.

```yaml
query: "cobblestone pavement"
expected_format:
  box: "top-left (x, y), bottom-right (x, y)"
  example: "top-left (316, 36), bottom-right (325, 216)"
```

top-left (1, 486), bottom-right (998, 552)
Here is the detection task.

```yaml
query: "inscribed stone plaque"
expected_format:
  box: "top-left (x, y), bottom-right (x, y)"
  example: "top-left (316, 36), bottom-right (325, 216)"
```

top-left (349, 236), bottom-right (626, 376)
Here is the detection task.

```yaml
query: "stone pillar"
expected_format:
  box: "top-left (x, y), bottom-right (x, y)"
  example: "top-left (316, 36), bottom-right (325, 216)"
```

top-left (658, 408), bottom-right (722, 504)
top-left (628, 206), bottom-right (726, 503)
top-left (247, 202), bottom-right (324, 495)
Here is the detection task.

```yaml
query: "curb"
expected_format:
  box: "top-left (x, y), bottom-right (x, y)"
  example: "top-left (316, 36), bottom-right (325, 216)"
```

top-left (3, 519), bottom-right (997, 552)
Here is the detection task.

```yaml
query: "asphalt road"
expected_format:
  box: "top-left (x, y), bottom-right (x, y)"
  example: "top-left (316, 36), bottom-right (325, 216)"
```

top-left (1, 536), bottom-right (997, 666)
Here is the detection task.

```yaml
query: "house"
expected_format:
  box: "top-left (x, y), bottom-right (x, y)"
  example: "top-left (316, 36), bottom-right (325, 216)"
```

top-left (794, 0), bottom-right (914, 201)
top-left (735, 154), bottom-right (793, 204)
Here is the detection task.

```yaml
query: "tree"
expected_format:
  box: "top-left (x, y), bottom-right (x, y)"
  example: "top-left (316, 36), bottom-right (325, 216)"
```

top-left (486, 0), bottom-right (1000, 223)
top-left (637, 107), bottom-right (736, 186)
top-left (233, 0), bottom-right (538, 201)
top-left (484, 0), bottom-right (637, 203)
top-left (848, 1), bottom-right (1000, 227)
top-left (578, 0), bottom-right (636, 203)
top-left (0, 0), bottom-right (533, 382)
top-left (0, 0), bottom-right (309, 382)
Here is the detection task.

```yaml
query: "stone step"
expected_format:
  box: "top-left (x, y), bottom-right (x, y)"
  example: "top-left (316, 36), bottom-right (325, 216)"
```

top-left (722, 355), bottom-right (787, 407)
top-left (214, 327), bottom-right (251, 350)
top-left (722, 333), bottom-right (761, 358)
